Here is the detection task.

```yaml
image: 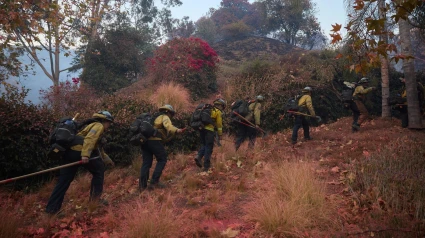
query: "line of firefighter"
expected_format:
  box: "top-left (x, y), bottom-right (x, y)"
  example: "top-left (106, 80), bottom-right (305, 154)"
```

top-left (44, 77), bottom-right (417, 216)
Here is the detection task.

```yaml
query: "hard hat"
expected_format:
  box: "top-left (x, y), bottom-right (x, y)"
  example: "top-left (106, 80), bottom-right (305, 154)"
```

top-left (213, 98), bottom-right (227, 109)
top-left (358, 77), bottom-right (369, 84)
top-left (302, 86), bottom-right (312, 93)
top-left (93, 111), bottom-right (114, 122)
top-left (256, 95), bottom-right (264, 102)
top-left (159, 104), bottom-right (176, 115)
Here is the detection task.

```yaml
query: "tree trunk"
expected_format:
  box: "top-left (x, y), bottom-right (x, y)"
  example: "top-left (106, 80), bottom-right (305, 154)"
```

top-left (399, 19), bottom-right (422, 128)
top-left (379, 0), bottom-right (390, 118)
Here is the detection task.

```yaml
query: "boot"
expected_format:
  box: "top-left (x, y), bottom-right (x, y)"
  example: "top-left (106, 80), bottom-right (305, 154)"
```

top-left (194, 156), bottom-right (202, 168)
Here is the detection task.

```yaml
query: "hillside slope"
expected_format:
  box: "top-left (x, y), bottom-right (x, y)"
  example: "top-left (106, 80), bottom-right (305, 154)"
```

top-left (212, 36), bottom-right (304, 61)
top-left (1, 117), bottom-right (425, 237)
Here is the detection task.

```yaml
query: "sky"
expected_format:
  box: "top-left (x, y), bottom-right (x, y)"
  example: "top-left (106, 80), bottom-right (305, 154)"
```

top-left (4, 0), bottom-right (348, 104)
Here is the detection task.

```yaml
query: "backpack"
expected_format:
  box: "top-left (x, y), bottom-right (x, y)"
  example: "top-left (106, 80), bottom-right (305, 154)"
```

top-left (48, 116), bottom-right (85, 159)
top-left (231, 99), bottom-right (250, 117)
top-left (128, 113), bottom-right (159, 146)
top-left (284, 95), bottom-right (301, 112)
top-left (341, 81), bottom-right (356, 109)
top-left (190, 103), bottom-right (213, 130)
top-left (341, 88), bottom-right (354, 102)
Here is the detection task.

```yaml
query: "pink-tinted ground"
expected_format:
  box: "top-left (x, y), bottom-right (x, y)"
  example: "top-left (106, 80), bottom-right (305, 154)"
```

top-left (1, 117), bottom-right (424, 237)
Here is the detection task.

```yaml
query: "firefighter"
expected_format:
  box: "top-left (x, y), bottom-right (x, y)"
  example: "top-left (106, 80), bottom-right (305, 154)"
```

top-left (139, 105), bottom-right (184, 191)
top-left (234, 95), bottom-right (263, 151)
top-left (194, 99), bottom-right (226, 172)
top-left (291, 87), bottom-right (316, 144)
top-left (46, 111), bottom-right (115, 214)
top-left (352, 78), bottom-right (376, 132)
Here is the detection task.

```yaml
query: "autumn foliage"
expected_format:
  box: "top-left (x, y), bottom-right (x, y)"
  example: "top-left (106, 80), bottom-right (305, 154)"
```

top-left (148, 37), bottom-right (219, 99)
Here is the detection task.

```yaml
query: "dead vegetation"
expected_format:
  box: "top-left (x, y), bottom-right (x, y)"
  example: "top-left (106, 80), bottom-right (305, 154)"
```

top-left (1, 117), bottom-right (425, 237)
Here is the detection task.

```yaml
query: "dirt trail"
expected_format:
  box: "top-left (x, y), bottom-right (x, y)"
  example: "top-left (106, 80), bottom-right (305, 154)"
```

top-left (1, 117), bottom-right (424, 237)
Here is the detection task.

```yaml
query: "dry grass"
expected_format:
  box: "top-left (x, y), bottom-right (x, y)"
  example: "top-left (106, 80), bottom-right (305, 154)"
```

top-left (350, 137), bottom-right (425, 219)
top-left (181, 173), bottom-right (203, 192)
top-left (124, 199), bottom-right (179, 238)
top-left (0, 208), bottom-right (22, 238)
top-left (149, 82), bottom-right (191, 113)
top-left (248, 162), bottom-right (334, 236)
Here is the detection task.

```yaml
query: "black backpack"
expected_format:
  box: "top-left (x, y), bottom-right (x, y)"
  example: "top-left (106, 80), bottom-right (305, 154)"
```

top-left (190, 103), bottom-right (213, 130)
top-left (231, 99), bottom-right (250, 117)
top-left (128, 113), bottom-right (159, 146)
top-left (341, 88), bottom-right (354, 103)
top-left (48, 116), bottom-right (86, 159)
top-left (284, 95), bottom-right (301, 112)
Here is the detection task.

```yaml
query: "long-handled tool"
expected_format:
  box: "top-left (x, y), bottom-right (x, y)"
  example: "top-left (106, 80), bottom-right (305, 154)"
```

top-left (232, 111), bottom-right (268, 136)
top-left (230, 117), bottom-right (257, 128)
top-left (0, 156), bottom-right (100, 185)
top-left (287, 110), bottom-right (322, 122)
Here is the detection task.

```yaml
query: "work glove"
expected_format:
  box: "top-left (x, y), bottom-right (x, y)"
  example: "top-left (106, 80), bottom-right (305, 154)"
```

top-left (103, 155), bottom-right (115, 167)
top-left (371, 87), bottom-right (377, 91)
top-left (316, 116), bottom-right (322, 123)
top-left (81, 156), bottom-right (89, 164)
top-left (177, 128), bottom-right (186, 134)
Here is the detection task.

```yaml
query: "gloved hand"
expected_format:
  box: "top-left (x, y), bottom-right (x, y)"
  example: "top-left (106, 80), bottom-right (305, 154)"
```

top-left (371, 87), bottom-right (377, 90)
top-left (177, 128), bottom-right (186, 134)
top-left (316, 116), bottom-right (322, 123)
top-left (82, 156), bottom-right (89, 164)
top-left (103, 155), bottom-right (115, 167)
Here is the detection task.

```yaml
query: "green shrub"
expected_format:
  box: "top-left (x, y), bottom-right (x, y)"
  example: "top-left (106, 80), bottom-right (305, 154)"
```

top-left (0, 83), bottom-right (56, 184)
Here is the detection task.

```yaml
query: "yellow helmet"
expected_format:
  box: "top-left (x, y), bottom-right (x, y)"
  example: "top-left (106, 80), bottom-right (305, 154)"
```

top-left (92, 111), bottom-right (114, 122)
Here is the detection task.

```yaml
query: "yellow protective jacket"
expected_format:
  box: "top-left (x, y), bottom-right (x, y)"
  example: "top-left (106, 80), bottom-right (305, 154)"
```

top-left (204, 107), bottom-right (223, 136)
top-left (298, 94), bottom-right (315, 117)
top-left (401, 82), bottom-right (425, 105)
top-left (149, 114), bottom-right (178, 142)
top-left (353, 85), bottom-right (373, 101)
top-left (70, 122), bottom-right (108, 159)
top-left (245, 102), bottom-right (261, 126)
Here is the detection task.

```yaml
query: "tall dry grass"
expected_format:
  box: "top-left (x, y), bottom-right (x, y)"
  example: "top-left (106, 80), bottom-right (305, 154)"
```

top-left (149, 82), bottom-right (191, 113)
top-left (350, 138), bottom-right (425, 219)
top-left (124, 198), bottom-right (179, 238)
top-left (0, 208), bottom-right (22, 238)
top-left (248, 162), bottom-right (333, 237)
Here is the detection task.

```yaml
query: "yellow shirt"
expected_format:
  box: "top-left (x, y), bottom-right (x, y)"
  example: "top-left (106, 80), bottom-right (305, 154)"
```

top-left (245, 102), bottom-right (261, 125)
top-left (149, 114), bottom-right (178, 142)
top-left (298, 94), bottom-right (315, 116)
top-left (204, 107), bottom-right (223, 135)
top-left (70, 122), bottom-right (108, 158)
top-left (353, 85), bottom-right (373, 101)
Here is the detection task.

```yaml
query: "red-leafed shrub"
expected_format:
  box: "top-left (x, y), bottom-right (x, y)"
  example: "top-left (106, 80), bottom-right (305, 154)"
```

top-left (147, 37), bottom-right (219, 99)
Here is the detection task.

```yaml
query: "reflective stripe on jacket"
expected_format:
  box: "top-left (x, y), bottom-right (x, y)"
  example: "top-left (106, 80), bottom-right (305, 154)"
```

top-left (71, 122), bottom-right (108, 158)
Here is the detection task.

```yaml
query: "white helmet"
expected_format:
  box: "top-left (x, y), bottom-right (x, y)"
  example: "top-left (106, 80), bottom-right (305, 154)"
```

top-left (302, 87), bottom-right (312, 93)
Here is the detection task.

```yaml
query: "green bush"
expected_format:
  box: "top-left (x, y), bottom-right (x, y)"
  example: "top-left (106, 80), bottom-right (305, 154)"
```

top-left (0, 83), bottom-right (56, 184)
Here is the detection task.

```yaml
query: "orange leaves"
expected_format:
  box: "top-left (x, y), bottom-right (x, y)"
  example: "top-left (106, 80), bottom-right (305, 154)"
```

top-left (331, 23), bottom-right (342, 32)
top-left (353, 0), bottom-right (365, 10)
top-left (330, 33), bottom-right (342, 44)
